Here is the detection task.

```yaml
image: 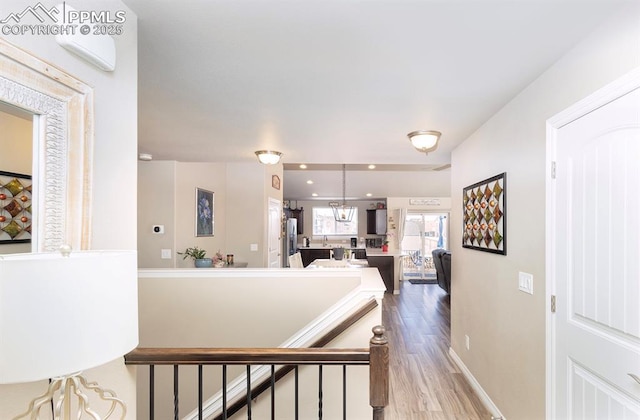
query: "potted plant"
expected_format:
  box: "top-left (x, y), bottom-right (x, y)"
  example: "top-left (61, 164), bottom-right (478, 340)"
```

top-left (178, 246), bottom-right (212, 267)
top-left (382, 239), bottom-right (389, 253)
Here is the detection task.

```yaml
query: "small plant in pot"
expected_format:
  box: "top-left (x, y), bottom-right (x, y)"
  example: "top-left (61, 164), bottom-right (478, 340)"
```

top-left (178, 246), bottom-right (212, 268)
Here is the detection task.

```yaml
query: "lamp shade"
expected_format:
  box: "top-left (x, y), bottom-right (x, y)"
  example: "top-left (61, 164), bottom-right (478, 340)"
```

top-left (0, 250), bottom-right (138, 384)
top-left (408, 130), bottom-right (441, 153)
top-left (255, 150), bottom-right (282, 164)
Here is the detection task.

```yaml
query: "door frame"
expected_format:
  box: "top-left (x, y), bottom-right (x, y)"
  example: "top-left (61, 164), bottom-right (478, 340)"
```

top-left (545, 66), bottom-right (640, 419)
top-left (401, 210), bottom-right (450, 280)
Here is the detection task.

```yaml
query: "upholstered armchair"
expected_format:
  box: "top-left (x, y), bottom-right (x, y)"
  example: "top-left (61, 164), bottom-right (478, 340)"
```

top-left (432, 248), bottom-right (451, 294)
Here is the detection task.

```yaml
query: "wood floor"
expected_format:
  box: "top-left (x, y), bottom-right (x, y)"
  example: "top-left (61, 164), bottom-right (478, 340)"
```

top-left (382, 281), bottom-right (493, 420)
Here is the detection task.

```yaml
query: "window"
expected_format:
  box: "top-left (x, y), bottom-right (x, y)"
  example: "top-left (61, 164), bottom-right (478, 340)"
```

top-left (312, 207), bottom-right (358, 236)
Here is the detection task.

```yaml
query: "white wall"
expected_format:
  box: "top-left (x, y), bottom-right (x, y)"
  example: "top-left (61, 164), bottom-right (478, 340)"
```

top-left (0, 1), bottom-right (138, 418)
top-left (137, 161), bottom-right (176, 268)
top-left (226, 162), bottom-right (284, 267)
top-left (138, 161), bottom-right (283, 268)
top-left (175, 162), bottom-right (228, 267)
top-left (450, 4), bottom-right (640, 419)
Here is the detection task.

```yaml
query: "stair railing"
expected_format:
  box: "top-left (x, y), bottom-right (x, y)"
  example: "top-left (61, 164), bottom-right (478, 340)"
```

top-left (125, 325), bottom-right (388, 420)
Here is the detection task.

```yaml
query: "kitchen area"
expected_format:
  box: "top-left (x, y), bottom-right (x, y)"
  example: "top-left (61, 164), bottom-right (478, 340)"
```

top-left (283, 200), bottom-right (401, 293)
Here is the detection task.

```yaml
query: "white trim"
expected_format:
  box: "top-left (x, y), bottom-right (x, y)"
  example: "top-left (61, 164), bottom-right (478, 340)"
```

top-left (448, 347), bottom-right (505, 420)
top-left (545, 65), bottom-right (640, 420)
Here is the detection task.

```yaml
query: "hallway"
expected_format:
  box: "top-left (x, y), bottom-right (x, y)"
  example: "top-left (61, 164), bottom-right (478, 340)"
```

top-left (382, 281), bottom-right (492, 419)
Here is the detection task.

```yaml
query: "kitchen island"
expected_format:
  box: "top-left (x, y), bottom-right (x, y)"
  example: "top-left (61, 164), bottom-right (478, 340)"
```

top-left (299, 247), bottom-right (403, 294)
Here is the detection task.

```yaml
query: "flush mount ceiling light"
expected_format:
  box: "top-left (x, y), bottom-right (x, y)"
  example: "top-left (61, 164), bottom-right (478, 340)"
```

top-left (408, 130), bottom-right (442, 154)
top-left (330, 164), bottom-right (355, 223)
top-left (255, 150), bottom-right (282, 164)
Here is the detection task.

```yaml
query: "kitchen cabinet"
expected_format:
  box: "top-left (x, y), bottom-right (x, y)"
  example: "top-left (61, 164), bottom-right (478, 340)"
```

top-left (366, 209), bottom-right (387, 235)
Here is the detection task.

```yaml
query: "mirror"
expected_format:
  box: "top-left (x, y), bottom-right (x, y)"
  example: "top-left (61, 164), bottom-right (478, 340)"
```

top-left (0, 102), bottom-right (33, 253)
top-left (0, 38), bottom-right (94, 252)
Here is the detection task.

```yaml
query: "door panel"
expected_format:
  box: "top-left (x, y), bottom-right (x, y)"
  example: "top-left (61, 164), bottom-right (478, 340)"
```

top-left (268, 198), bottom-right (281, 268)
top-left (570, 361), bottom-right (640, 418)
top-left (552, 82), bottom-right (640, 418)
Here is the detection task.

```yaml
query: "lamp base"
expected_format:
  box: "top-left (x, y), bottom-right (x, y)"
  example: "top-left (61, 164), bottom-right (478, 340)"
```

top-left (13, 372), bottom-right (126, 420)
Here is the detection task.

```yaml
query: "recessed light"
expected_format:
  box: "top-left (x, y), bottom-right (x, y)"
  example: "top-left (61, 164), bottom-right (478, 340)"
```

top-left (306, 180), bottom-right (314, 184)
top-left (299, 164), bottom-right (307, 169)
top-left (366, 193), bottom-right (372, 197)
top-left (368, 164), bottom-right (376, 169)
top-left (312, 193), bottom-right (318, 197)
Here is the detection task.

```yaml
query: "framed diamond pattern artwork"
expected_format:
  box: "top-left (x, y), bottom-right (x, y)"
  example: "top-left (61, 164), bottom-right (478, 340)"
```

top-left (462, 172), bottom-right (506, 255)
top-left (0, 171), bottom-right (32, 244)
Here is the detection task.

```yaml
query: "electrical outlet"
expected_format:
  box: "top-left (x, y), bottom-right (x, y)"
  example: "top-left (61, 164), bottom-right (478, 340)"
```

top-left (465, 335), bottom-right (470, 350)
top-left (161, 249), bottom-right (171, 259)
top-left (518, 272), bottom-right (534, 294)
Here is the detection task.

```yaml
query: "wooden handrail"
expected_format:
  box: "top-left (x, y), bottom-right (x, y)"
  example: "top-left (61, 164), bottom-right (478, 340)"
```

top-left (125, 347), bottom-right (370, 365)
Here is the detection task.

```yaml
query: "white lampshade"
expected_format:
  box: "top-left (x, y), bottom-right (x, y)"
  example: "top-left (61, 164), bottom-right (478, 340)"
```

top-left (255, 150), bottom-right (282, 164)
top-left (408, 130), bottom-right (441, 153)
top-left (0, 249), bottom-right (138, 384)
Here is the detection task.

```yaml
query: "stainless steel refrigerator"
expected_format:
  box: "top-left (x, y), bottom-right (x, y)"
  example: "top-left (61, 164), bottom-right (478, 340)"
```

top-left (283, 218), bottom-right (297, 267)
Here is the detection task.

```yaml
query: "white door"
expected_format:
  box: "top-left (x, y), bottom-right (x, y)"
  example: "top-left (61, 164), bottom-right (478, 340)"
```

top-left (547, 70), bottom-right (640, 419)
top-left (268, 198), bottom-right (282, 268)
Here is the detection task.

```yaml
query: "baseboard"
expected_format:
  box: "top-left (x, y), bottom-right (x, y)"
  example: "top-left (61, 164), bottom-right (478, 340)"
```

top-left (448, 347), bottom-right (506, 420)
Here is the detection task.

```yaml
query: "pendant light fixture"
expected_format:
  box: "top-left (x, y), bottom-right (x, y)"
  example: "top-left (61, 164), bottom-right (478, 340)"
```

top-left (331, 164), bottom-right (355, 223)
top-left (408, 130), bottom-right (441, 154)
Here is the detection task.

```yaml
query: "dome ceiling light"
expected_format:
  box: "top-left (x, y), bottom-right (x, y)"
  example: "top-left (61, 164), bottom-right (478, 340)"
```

top-left (408, 130), bottom-right (441, 154)
top-left (255, 150), bottom-right (283, 164)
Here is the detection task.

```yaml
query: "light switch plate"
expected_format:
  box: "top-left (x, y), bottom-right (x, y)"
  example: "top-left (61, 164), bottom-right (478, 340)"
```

top-left (518, 271), bottom-right (533, 294)
top-left (250, 243), bottom-right (258, 251)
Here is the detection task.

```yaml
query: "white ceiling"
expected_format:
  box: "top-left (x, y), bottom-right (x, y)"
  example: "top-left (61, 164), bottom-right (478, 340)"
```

top-left (125, 0), bottom-right (628, 199)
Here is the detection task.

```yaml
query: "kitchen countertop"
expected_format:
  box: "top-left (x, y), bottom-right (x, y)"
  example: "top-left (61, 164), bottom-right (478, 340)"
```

top-left (306, 258), bottom-right (369, 269)
top-left (297, 246), bottom-right (405, 257)
top-left (298, 245), bottom-right (368, 249)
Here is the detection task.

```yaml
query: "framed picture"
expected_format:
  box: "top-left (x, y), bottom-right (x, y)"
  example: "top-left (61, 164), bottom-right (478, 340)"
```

top-left (195, 187), bottom-right (214, 237)
top-left (272, 174), bottom-right (281, 190)
top-left (0, 170), bottom-right (32, 244)
top-left (462, 172), bottom-right (506, 255)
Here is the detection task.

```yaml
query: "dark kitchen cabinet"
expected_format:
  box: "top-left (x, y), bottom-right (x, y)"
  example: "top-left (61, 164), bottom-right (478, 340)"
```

top-left (299, 248), bottom-right (330, 267)
top-left (366, 209), bottom-right (387, 235)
